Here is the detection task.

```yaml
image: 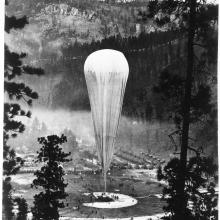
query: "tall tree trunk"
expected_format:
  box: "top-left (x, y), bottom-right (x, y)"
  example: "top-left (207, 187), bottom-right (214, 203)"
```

top-left (177, 0), bottom-right (196, 219)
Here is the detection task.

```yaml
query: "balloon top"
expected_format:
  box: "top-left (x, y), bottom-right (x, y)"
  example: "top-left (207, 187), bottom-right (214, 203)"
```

top-left (84, 49), bottom-right (129, 77)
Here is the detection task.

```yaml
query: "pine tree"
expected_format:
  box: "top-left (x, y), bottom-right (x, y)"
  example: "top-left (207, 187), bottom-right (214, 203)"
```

top-left (40, 122), bottom-right (48, 135)
top-left (4, 1), bottom-right (44, 218)
top-left (3, 177), bottom-right (14, 219)
top-left (31, 117), bottom-right (41, 132)
top-left (31, 134), bottom-right (71, 220)
top-left (14, 197), bottom-right (28, 220)
top-left (158, 156), bottom-right (218, 220)
top-left (145, 1), bottom-right (218, 219)
top-left (153, 70), bottom-right (212, 129)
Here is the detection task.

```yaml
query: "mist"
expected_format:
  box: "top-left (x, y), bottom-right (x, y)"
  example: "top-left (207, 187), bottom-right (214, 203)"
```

top-left (15, 107), bottom-right (174, 158)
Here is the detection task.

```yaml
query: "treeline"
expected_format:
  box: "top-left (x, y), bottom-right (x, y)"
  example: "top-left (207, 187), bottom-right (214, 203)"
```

top-left (43, 30), bottom-right (186, 120)
top-left (61, 30), bottom-right (184, 56)
top-left (8, 117), bottom-right (78, 155)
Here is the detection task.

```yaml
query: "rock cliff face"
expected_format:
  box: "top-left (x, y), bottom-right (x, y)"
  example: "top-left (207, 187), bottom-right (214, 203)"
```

top-left (6, 0), bottom-right (154, 60)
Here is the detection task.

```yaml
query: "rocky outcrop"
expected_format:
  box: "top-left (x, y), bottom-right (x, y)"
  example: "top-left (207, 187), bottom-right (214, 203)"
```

top-left (6, 0), bottom-right (153, 61)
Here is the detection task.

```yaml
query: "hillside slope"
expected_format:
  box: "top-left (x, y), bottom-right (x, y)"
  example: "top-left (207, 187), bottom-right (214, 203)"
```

top-left (6, 0), bottom-right (160, 60)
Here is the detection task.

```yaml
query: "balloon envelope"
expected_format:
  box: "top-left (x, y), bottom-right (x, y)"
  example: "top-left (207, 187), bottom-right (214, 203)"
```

top-left (84, 49), bottom-right (129, 190)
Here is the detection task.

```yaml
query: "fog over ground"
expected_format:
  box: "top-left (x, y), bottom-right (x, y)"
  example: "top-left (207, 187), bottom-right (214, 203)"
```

top-left (16, 107), bottom-right (174, 157)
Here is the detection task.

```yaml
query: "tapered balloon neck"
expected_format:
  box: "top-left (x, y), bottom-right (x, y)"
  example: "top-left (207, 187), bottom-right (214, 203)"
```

top-left (84, 49), bottom-right (129, 78)
top-left (103, 170), bottom-right (107, 192)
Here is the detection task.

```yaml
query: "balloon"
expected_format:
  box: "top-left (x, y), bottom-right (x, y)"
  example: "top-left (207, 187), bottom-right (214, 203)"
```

top-left (84, 49), bottom-right (129, 191)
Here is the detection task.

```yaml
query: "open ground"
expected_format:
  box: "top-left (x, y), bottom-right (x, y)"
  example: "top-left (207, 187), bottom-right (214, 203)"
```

top-left (12, 168), bottom-right (165, 219)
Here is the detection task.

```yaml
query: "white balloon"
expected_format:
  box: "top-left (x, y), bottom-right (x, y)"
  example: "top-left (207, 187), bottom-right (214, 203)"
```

top-left (84, 49), bottom-right (129, 191)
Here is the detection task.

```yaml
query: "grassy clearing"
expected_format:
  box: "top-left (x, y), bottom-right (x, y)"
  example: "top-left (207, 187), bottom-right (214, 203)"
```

top-left (11, 169), bottom-right (165, 218)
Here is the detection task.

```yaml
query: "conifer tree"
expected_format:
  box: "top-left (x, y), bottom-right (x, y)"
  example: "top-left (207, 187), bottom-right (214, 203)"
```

top-left (157, 156), bottom-right (218, 220)
top-left (4, 1), bottom-right (44, 218)
top-left (14, 197), bottom-right (28, 220)
top-left (31, 134), bottom-right (71, 220)
top-left (144, 1), bottom-right (218, 219)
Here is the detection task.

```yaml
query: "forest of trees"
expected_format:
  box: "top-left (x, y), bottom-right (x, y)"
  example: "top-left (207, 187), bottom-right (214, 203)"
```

top-left (7, 117), bottom-right (78, 155)
top-left (41, 30), bottom-right (186, 121)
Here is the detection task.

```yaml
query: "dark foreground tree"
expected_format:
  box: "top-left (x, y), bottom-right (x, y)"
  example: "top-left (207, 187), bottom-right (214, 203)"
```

top-left (157, 156), bottom-right (218, 220)
top-left (145, 1), bottom-right (218, 219)
top-left (4, 1), bottom-right (44, 218)
top-left (154, 68), bottom-right (217, 220)
top-left (14, 197), bottom-right (28, 220)
top-left (3, 177), bottom-right (14, 219)
top-left (153, 70), bottom-right (213, 130)
top-left (31, 134), bottom-right (71, 220)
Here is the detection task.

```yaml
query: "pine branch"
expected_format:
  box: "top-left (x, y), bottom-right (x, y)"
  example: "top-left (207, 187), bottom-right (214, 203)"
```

top-left (5, 15), bottom-right (28, 33)
top-left (193, 42), bottom-right (206, 47)
top-left (22, 66), bottom-right (44, 76)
